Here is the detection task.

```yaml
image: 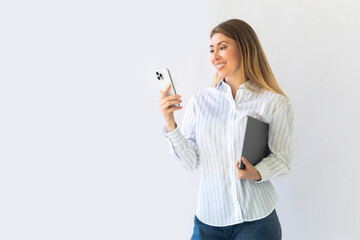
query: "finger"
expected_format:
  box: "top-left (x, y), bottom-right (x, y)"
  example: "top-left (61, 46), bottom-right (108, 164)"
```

top-left (241, 157), bottom-right (253, 167)
top-left (166, 105), bottom-right (183, 112)
top-left (159, 95), bottom-right (182, 106)
top-left (164, 105), bottom-right (183, 114)
top-left (159, 99), bottom-right (182, 108)
top-left (159, 93), bottom-right (181, 104)
top-left (235, 159), bottom-right (241, 170)
top-left (167, 94), bottom-right (182, 101)
top-left (162, 101), bottom-right (183, 111)
top-left (161, 99), bottom-right (178, 109)
top-left (161, 84), bottom-right (172, 99)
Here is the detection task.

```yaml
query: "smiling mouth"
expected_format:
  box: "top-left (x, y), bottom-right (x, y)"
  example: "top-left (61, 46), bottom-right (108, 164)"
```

top-left (216, 63), bottom-right (226, 70)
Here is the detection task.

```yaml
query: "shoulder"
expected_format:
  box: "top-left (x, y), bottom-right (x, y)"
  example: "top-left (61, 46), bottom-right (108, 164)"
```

top-left (257, 88), bottom-right (293, 120)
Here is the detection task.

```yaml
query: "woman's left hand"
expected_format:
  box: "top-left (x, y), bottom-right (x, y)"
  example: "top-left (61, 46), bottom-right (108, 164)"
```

top-left (235, 157), bottom-right (262, 181)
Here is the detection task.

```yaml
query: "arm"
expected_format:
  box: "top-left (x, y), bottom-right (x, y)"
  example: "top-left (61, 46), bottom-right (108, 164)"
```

top-left (254, 101), bottom-right (294, 182)
top-left (162, 94), bottom-right (200, 171)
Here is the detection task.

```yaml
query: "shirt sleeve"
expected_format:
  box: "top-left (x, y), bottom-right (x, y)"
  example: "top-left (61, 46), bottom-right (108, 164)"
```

top-left (162, 94), bottom-right (200, 171)
top-left (254, 101), bottom-right (294, 183)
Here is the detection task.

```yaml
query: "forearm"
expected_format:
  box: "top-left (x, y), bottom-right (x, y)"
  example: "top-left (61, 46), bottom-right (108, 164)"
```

top-left (254, 152), bottom-right (291, 182)
top-left (163, 125), bottom-right (200, 171)
top-left (255, 101), bottom-right (294, 183)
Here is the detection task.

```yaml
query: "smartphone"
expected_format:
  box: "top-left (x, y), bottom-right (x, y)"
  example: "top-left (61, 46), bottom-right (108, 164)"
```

top-left (156, 67), bottom-right (180, 108)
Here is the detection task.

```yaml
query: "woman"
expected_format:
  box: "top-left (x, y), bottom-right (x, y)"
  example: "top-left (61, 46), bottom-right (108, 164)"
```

top-left (158, 19), bottom-right (294, 240)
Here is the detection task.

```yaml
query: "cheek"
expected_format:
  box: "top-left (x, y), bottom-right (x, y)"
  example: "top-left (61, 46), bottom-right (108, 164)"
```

top-left (231, 50), bottom-right (241, 64)
top-left (228, 52), bottom-right (237, 61)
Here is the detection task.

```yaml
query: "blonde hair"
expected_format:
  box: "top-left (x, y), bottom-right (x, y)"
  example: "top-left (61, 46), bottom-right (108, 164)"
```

top-left (210, 19), bottom-right (288, 99)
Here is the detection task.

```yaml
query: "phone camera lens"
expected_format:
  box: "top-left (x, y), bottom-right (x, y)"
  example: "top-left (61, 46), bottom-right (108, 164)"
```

top-left (159, 73), bottom-right (162, 77)
top-left (156, 72), bottom-right (159, 75)
top-left (157, 76), bottom-right (160, 80)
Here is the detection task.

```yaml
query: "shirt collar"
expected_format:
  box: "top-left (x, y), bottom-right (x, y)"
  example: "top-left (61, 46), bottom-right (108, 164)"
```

top-left (216, 78), bottom-right (260, 91)
top-left (215, 78), bottom-right (225, 88)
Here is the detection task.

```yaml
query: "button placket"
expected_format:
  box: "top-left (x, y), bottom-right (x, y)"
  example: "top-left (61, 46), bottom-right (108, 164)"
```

top-left (234, 88), bottom-right (245, 221)
top-left (227, 90), bottom-right (244, 221)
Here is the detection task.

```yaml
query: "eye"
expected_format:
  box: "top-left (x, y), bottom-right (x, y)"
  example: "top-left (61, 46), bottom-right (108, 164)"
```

top-left (209, 46), bottom-right (227, 54)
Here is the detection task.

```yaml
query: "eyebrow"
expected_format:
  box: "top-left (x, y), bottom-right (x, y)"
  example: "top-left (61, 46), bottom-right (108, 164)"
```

top-left (209, 41), bottom-right (229, 48)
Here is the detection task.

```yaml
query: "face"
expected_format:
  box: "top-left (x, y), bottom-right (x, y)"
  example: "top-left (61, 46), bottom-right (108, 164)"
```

top-left (210, 33), bottom-right (242, 82)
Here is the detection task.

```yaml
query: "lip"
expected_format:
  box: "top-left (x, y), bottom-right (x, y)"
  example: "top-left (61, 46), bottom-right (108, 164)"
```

top-left (216, 62), bottom-right (226, 70)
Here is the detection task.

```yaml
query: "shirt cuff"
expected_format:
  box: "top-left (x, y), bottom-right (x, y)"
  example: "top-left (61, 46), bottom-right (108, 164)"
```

top-left (254, 162), bottom-right (271, 183)
top-left (162, 124), bottom-right (184, 146)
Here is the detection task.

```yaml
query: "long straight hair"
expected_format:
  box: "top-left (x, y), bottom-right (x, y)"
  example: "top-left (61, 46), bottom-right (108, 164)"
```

top-left (210, 19), bottom-right (288, 99)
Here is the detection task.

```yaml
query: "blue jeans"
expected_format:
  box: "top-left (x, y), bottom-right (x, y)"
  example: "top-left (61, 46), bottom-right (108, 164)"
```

top-left (190, 209), bottom-right (282, 240)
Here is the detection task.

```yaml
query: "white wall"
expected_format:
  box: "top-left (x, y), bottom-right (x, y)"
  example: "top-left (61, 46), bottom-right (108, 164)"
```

top-left (1, 0), bottom-right (359, 239)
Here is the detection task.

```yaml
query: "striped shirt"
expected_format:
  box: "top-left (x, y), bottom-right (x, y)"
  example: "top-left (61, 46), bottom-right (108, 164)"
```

top-left (162, 78), bottom-right (294, 226)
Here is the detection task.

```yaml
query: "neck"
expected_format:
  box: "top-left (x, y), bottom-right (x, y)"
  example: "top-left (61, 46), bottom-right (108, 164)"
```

top-left (224, 77), bottom-right (247, 100)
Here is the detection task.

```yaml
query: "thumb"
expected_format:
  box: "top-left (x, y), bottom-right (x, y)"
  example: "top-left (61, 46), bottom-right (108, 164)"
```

top-left (241, 156), bottom-right (249, 165)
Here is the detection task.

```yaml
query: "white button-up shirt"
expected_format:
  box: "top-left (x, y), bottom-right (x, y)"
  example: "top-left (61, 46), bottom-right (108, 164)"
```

top-left (162, 78), bottom-right (294, 226)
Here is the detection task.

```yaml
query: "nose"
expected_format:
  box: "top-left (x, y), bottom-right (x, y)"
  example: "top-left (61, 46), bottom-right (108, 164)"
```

top-left (212, 49), bottom-right (221, 62)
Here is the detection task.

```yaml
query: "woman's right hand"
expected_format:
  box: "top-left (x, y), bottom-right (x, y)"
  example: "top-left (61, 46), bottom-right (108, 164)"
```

top-left (159, 84), bottom-right (183, 131)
